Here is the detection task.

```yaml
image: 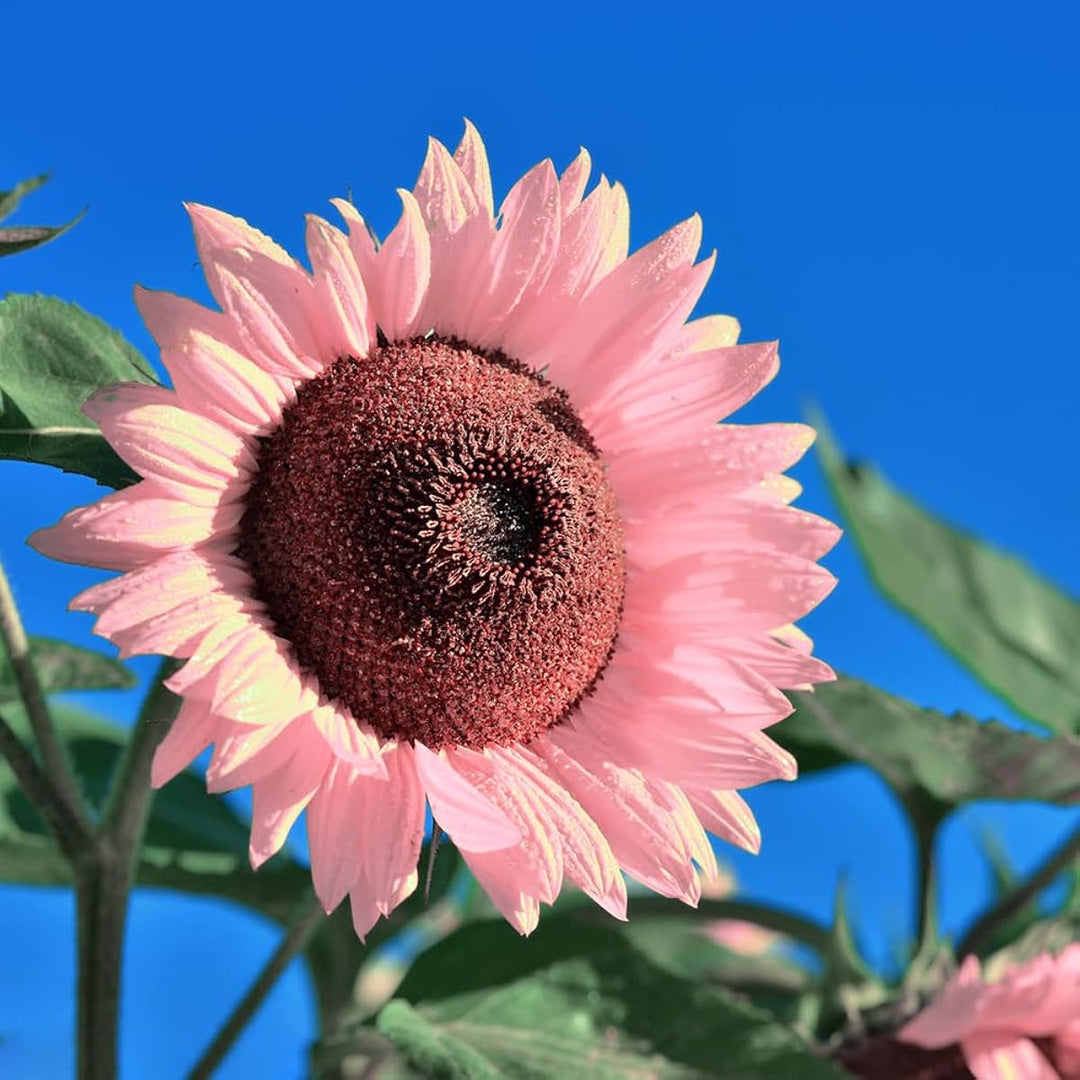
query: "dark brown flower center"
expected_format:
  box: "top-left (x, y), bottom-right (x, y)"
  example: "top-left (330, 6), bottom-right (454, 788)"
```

top-left (837, 1035), bottom-right (974, 1079)
top-left (236, 336), bottom-right (625, 750)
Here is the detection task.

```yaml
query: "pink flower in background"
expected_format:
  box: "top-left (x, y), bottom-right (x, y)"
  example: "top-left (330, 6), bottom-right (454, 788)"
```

top-left (700, 869), bottom-right (779, 956)
top-left (31, 124), bottom-right (837, 938)
top-left (899, 947), bottom-right (1080, 1079)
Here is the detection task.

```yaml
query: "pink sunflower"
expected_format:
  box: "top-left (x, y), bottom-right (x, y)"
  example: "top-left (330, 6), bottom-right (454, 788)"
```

top-left (31, 123), bottom-right (838, 937)
top-left (898, 949), bottom-right (1080, 1079)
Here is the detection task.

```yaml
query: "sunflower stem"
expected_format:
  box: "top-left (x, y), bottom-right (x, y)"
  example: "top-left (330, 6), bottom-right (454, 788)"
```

top-left (78, 658), bottom-right (180, 1080)
top-left (910, 815), bottom-right (940, 968)
top-left (957, 822), bottom-right (1080, 959)
top-left (0, 709), bottom-right (91, 858)
top-left (100, 658), bottom-right (181, 851)
top-left (0, 553), bottom-right (92, 835)
top-left (75, 847), bottom-right (125, 1080)
top-left (188, 894), bottom-right (326, 1080)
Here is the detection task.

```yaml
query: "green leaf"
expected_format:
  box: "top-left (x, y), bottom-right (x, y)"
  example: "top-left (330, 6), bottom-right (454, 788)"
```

top-left (0, 294), bottom-right (157, 487)
top-left (776, 676), bottom-right (1080, 829)
top-left (0, 210), bottom-right (87, 258)
top-left (367, 917), bottom-right (846, 1079)
top-left (814, 411), bottom-right (1080, 736)
top-left (0, 636), bottom-right (134, 705)
top-left (0, 701), bottom-right (308, 921)
top-left (0, 174), bottom-right (49, 222)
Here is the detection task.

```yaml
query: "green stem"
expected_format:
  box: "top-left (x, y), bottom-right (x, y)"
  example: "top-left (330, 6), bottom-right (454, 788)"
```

top-left (0, 554), bottom-right (91, 830)
top-left (79, 658), bottom-right (180, 1080)
top-left (911, 815), bottom-right (940, 967)
top-left (0, 709), bottom-right (92, 858)
top-left (100, 659), bottom-right (180, 851)
top-left (957, 822), bottom-right (1080, 958)
top-left (188, 894), bottom-right (326, 1080)
top-left (75, 850), bottom-right (123, 1080)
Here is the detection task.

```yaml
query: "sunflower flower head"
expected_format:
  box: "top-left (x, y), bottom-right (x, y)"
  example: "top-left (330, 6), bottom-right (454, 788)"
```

top-left (32, 123), bottom-right (838, 938)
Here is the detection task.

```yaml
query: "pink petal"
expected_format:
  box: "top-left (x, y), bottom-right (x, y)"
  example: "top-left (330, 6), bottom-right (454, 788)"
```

top-left (558, 147), bottom-right (591, 216)
top-left (111, 596), bottom-right (253, 661)
top-left (627, 501), bottom-right (841, 570)
top-left (413, 743), bottom-right (521, 853)
top-left (249, 744), bottom-right (331, 869)
top-left (451, 746), bottom-right (564, 911)
top-left (961, 1033), bottom-right (1059, 1080)
top-left (150, 697), bottom-right (218, 788)
top-left (164, 615), bottom-right (268, 697)
top-left (678, 313), bottom-right (742, 351)
top-left (359, 743), bottom-right (426, 916)
top-left (71, 550), bottom-right (249, 635)
top-left (1019, 944), bottom-right (1080, 1033)
top-left (720, 633), bottom-right (836, 691)
top-left (532, 214), bottom-right (706, 392)
top-left (309, 704), bottom-right (388, 778)
top-left (501, 178), bottom-right (629, 359)
top-left (369, 189), bottom-right (432, 341)
top-left (84, 384), bottom-right (253, 506)
top-left (305, 214), bottom-right (373, 359)
top-left (329, 198), bottom-right (379, 285)
top-left (208, 634), bottom-right (318, 726)
top-left (453, 119), bottom-right (495, 218)
top-left (900, 955), bottom-right (987, 1047)
top-left (186, 203), bottom-right (297, 282)
top-left (651, 644), bottom-right (796, 731)
top-left (588, 341), bottom-right (781, 452)
top-left (28, 482), bottom-right (241, 572)
top-left (206, 714), bottom-right (306, 794)
top-left (164, 329), bottom-right (290, 432)
top-left (608, 423), bottom-right (817, 518)
top-left (686, 789), bottom-right (762, 854)
top-left (538, 728), bottom-right (700, 904)
top-left (414, 137), bottom-right (483, 234)
top-left (624, 551), bottom-right (837, 642)
top-left (307, 758), bottom-right (369, 911)
top-left (495, 744), bottom-right (625, 918)
top-left (468, 160), bottom-right (561, 345)
top-left (213, 252), bottom-right (324, 380)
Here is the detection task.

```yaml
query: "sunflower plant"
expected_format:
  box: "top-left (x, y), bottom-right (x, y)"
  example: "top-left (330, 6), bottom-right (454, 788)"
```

top-left (1, 130), bottom-right (1078, 1080)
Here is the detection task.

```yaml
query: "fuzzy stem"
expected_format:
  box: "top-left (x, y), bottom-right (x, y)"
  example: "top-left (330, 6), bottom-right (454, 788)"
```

top-left (78, 659), bottom-right (180, 1080)
top-left (0, 555), bottom-right (91, 831)
top-left (0, 709), bottom-right (91, 858)
top-left (957, 822), bottom-right (1080, 958)
top-left (188, 895), bottom-right (326, 1080)
top-left (100, 660), bottom-right (180, 853)
top-left (911, 816), bottom-right (940, 966)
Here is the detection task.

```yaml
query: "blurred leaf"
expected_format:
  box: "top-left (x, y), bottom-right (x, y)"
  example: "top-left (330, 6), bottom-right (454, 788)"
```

top-left (0, 294), bottom-right (156, 487)
top-left (0, 174), bottom-right (85, 256)
top-left (0, 174), bottom-right (49, 222)
top-left (619, 918), bottom-right (810, 1026)
top-left (776, 676), bottom-right (1080, 829)
top-left (312, 1027), bottom-right (422, 1080)
top-left (982, 912), bottom-right (1080, 980)
top-left (815, 412), bottom-right (1080, 736)
top-left (0, 211), bottom-right (86, 259)
top-left (363, 917), bottom-right (846, 1079)
top-left (0, 636), bottom-right (134, 705)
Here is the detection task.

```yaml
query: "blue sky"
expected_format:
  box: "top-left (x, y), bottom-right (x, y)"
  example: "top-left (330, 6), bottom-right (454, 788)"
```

top-left (3, 2), bottom-right (1080, 1076)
